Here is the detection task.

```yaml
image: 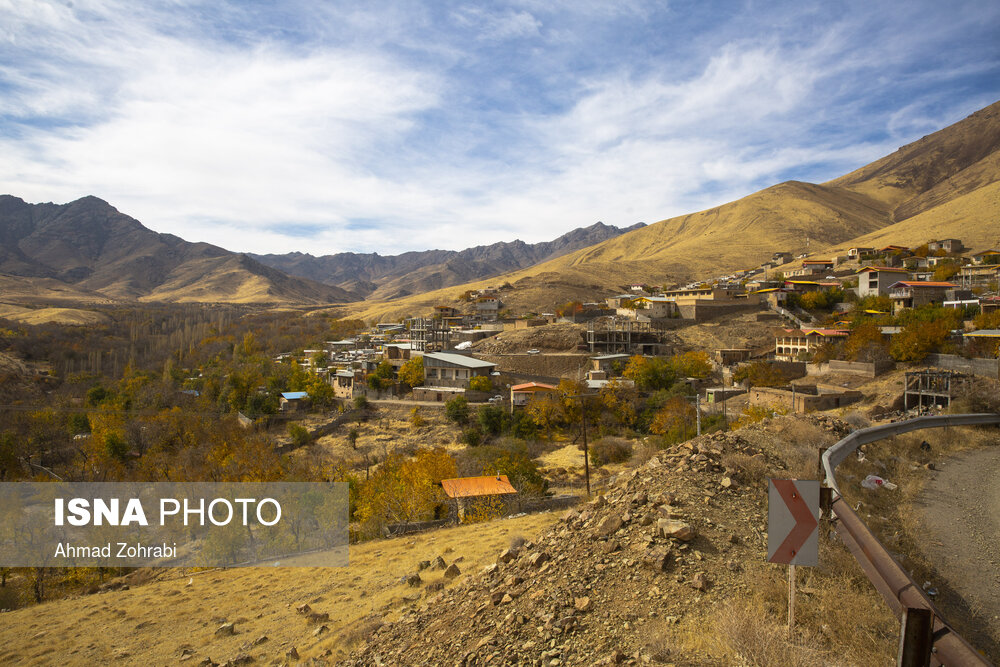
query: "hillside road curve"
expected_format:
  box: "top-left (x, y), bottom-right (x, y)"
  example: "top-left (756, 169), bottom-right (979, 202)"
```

top-left (913, 444), bottom-right (1000, 659)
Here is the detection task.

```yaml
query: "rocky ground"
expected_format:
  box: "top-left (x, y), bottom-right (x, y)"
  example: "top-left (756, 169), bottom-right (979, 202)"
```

top-left (343, 416), bottom-right (859, 667)
top-left (472, 324), bottom-right (587, 354)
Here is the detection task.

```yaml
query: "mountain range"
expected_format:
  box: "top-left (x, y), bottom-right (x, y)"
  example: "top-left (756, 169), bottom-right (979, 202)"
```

top-left (249, 221), bottom-right (645, 301)
top-left (0, 195), bottom-right (354, 305)
top-left (1, 99), bottom-right (999, 321)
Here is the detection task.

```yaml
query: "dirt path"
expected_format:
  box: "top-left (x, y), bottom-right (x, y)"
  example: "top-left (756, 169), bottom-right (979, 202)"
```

top-left (912, 445), bottom-right (1000, 655)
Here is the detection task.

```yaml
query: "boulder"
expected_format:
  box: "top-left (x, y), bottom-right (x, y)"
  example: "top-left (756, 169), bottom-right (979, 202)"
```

top-left (657, 519), bottom-right (696, 542)
top-left (594, 514), bottom-right (624, 537)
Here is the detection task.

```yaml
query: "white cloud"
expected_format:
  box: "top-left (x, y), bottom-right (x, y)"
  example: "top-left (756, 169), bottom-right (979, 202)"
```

top-left (1, 0), bottom-right (997, 256)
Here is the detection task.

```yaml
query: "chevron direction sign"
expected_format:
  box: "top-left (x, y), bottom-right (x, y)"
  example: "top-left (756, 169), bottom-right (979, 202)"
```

top-left (767, 479), bottom-right (820, 567)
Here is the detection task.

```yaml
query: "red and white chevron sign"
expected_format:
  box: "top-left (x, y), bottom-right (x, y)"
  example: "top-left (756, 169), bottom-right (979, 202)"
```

top-left (767, 479), bottom-right (819, 566)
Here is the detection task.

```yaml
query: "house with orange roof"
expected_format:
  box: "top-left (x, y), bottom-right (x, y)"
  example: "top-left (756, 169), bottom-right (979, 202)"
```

top-left (888, 281), bottom-right (958, 314)
top-left (509, 382), bottom-right (558, 410)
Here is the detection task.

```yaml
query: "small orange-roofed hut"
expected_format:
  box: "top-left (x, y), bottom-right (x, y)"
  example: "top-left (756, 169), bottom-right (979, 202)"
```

top-left (440, 475), bottom-right (518, 523)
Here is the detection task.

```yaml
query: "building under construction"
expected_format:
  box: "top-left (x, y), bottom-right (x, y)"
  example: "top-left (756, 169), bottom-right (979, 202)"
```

top-left (586, 317), bottom-right (674, 355)
top-left (903, 370), bottom-right (969, 410)
top-left (407, 317), bottom-right (452, 352)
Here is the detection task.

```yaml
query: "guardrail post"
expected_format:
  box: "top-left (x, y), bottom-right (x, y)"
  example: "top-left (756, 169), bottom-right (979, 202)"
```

top-left (897, 607), bottom-right (933, 667)
top-left (819, 486), bottom-right (833, 520)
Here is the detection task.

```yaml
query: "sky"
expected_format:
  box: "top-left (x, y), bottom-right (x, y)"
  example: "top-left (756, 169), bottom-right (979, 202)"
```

top-left (1, 1), bottom-right (999, 256)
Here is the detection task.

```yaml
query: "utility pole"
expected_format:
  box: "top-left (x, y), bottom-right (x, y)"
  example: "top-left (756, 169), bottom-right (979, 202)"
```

top-left (695, 394), bottom-right (701, 436)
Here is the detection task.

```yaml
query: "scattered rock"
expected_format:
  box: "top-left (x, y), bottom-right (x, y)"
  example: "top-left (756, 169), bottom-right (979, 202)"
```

top-left (528, 552), bottom-right (551, 568)
top-left (431, 556), bottom-right (447, 570)
top-left (574, 596), bottom-right (592, 612)
top-left (498, 548), bottom-right (517, 564)
top-left (644, 548), bottom-right (672, 572)
top-left (443, 563), bottom-right (461, 579)
top-left (594, 514), bottom-right (624, 537)
top-left (214, 622), bottom-right (235, 636)
top-left (417, 560), bottom-right (431, 571)
top-left (657, 519), bottom-right (697, 542)
top-left (405, 573), bottom-right (422, 587)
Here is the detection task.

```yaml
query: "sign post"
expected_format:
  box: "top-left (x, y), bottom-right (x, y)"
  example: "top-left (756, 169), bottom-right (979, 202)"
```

top-left (768, 479), bottom-right (820, 633)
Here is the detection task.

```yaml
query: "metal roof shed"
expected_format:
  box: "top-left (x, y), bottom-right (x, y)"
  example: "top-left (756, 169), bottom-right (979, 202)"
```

top-left (440, 475), bottom-right (518, 523)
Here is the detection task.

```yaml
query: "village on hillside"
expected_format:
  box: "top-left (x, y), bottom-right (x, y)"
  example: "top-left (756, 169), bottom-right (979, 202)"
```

top-left (264, 238), bottom-right (999, 424)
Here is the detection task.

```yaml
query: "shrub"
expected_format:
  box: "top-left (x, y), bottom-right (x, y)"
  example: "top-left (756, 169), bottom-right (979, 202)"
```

top-left (721, 452), bottom-right (769, 486)
top-left (461, 428), bottom-right (483, 447)
top-left (409, 406), bottom-right (424, 428)
top-left (477, 404), bottom-right (506, 436)
top-left (289, 423), bottom-right (311, 448)
top-left (732, 404), bottom-right (787, 429)
top-left (733, 362), bottom-right (790, 388)
top-left (589, 437), bottom-right (633, 467)
top-left (353, 395), bottom-right (369, 410)
top-left (445, 395), bottom-right (469, 424)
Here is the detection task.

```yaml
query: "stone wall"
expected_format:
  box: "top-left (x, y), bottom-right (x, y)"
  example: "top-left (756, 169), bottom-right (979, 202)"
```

top-left (924, 353), bottom-right (999, 379)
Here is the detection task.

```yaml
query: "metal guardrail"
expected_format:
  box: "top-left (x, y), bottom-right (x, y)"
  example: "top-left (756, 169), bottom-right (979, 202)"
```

top-left (821, 413), bottom-right (1000, 666)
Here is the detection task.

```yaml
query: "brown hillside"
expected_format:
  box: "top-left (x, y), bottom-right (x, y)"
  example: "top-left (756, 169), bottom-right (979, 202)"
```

top-left (827, 100), bottom-right (1000, 218)
top-left (343, 180), bottom-right (894, 321)
top-left (347, 100), bottom-right (1000, 321)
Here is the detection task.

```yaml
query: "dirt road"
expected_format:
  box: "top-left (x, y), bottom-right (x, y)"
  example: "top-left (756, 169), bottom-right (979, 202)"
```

top-left (913, 444), bottom-right (1000, 657)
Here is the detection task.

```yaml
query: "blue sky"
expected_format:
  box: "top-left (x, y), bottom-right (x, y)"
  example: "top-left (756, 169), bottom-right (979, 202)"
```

top-left (1, 1), bottom-right (999, 255)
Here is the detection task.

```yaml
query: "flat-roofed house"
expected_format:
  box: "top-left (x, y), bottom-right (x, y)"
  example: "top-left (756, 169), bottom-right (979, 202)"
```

top-left (617, 296), bottom-right (677, 320)
top-left (847, 247), bottom-right (875, 260)
top-left (422, 352), bottom-right (496, 388)
top-left (928, 239), bottom-right (963, 254)
top-left (590, 353), bottom-right (631, 375)
top-left (959, 265), bottom-right (1000, 289)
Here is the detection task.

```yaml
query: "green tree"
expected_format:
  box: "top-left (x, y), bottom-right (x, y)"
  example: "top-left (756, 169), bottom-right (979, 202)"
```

top-left (622, 356), bottom-right (675, 391)
top-left (477, 404), bottom-right (506, 436)
top-left (104, 432), bottom-right (129, 462)
top-left (445, 395), bottom-right (469, 425)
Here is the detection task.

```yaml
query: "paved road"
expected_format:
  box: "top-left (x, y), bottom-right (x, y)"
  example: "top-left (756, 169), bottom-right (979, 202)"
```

top-left (913, 445), bottom-right (1000, 657)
